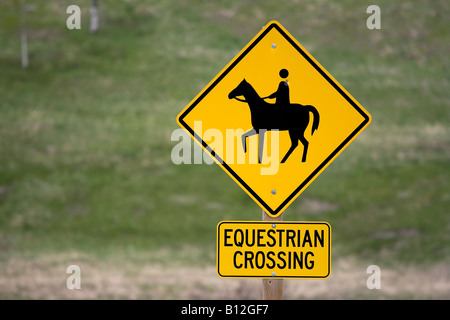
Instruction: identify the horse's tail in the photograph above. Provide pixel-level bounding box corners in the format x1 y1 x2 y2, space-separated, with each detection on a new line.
305 105 320 135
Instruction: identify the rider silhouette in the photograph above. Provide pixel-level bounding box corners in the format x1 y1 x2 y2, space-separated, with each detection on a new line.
268 69 290 106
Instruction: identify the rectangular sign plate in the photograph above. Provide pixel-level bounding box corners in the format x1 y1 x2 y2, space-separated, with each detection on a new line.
217 221 331 279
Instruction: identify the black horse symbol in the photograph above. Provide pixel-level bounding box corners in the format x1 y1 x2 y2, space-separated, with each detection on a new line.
228 79 320 164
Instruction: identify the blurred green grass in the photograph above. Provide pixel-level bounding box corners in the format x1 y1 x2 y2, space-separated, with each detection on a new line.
0 0 449 269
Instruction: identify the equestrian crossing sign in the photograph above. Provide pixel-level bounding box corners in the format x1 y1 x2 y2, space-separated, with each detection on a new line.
217 221 331 279
177 21 371 217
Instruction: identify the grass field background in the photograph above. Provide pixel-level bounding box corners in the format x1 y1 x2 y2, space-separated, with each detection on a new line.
0 0 449 299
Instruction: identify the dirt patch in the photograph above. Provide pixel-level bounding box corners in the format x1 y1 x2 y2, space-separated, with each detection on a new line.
0 252 448 299
297 198 339 214
369 228 419 239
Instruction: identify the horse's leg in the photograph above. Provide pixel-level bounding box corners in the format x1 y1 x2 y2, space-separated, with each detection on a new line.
281 130 299 163
241 128 257 153
258 129 267 164
299 134 309 162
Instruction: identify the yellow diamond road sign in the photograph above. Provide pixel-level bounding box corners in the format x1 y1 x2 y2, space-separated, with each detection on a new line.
217 221 331 279
177 21 371 217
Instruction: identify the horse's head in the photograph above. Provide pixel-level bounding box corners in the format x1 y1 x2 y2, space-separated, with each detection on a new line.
228 79 249 100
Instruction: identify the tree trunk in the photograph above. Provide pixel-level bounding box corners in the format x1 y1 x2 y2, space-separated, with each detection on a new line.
90 0 99 33
20 0 28 68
